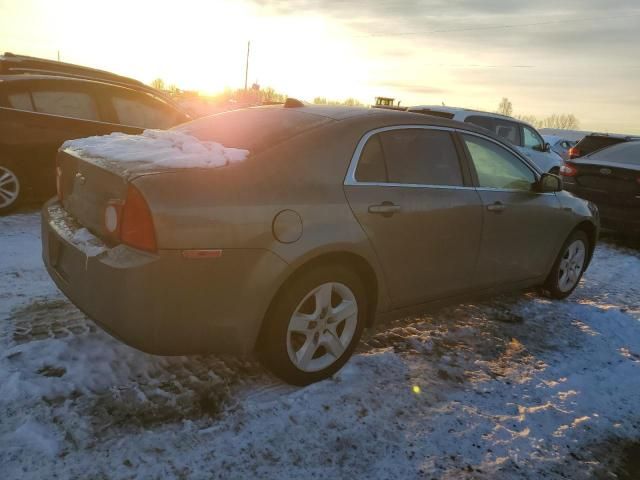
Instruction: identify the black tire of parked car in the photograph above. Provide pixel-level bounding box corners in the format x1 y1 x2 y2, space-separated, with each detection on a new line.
258 264 368 386
0 159 22 215
543 230 590 299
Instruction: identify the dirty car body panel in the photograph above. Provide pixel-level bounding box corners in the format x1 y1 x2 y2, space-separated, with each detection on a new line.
42 105 599 357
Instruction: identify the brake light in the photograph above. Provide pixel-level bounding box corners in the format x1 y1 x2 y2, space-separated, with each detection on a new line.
119 185 157 252
568 147 580 159
56 165 63 202
560 162 578 177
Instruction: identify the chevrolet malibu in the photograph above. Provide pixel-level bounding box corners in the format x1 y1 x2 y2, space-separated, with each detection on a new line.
42 103 599 385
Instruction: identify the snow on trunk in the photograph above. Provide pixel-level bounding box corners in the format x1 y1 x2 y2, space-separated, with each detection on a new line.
62 129 249 169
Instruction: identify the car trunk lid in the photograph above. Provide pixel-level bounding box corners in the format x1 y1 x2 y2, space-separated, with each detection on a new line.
57 148 163 240
571 159 640 207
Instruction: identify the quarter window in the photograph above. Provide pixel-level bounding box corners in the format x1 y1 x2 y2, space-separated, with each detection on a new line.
523 125 544 150
465 116 522 146
355 134 387 182
463 134 535 191
8 92 34 111
378 129 464 186
32 91 99 121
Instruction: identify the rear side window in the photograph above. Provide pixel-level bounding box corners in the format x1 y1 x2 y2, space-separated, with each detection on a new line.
112 95 177 129
8 92 34 111
355 134 387 182
360 128 463 186
32 91 99 121
465 116 522 146
463 134 535 191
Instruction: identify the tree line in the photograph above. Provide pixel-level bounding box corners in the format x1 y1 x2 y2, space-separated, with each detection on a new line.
497 97 580 130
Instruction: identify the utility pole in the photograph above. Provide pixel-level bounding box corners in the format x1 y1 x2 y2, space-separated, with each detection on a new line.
244 41 250 90
57 50 60 61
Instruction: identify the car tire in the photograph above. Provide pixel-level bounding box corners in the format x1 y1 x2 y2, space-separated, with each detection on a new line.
258 264 368 386
543 230 590 299
0 161 22 214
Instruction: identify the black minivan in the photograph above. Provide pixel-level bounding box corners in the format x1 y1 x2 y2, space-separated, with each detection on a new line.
0 53 190 213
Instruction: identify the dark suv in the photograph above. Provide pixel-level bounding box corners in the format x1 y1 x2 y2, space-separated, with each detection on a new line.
568 133 640 160
0 53 190 213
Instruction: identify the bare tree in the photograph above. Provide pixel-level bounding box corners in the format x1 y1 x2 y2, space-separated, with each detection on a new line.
150 78 166 90
516 113 580 130
538 114 580 130
497 97 513 117
343 97 364 107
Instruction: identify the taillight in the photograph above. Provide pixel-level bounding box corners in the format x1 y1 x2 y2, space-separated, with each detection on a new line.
568 147 580 159
106 185 157 253
560 162 578 177
56 165 63 202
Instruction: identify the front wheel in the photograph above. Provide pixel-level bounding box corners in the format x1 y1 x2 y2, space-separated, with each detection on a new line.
258 265 367 385
543 230 589 299
0 163 22 214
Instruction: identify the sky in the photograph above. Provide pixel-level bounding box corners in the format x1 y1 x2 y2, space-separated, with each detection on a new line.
1 0 639 133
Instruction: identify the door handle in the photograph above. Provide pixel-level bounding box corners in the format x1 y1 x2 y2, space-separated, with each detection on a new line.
487 201 506 213
368 202 401 216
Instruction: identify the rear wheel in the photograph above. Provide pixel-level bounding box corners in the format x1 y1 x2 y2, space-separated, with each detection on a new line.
0 163 21 214
259 265 367 385
543 230 589 299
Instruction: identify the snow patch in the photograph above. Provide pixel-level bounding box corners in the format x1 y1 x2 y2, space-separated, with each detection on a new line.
62 129 249 169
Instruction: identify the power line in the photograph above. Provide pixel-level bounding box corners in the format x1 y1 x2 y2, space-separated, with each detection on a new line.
357 12 640 38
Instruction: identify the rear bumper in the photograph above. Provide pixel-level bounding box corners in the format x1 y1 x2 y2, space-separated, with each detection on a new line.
41 199 289 355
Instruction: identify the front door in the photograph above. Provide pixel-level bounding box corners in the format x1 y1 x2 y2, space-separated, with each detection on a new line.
460 132 565 288
344 126 483 309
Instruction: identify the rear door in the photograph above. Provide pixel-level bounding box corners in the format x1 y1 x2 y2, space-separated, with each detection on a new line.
459 132 565 287
344 126 483 309
1 79 141 199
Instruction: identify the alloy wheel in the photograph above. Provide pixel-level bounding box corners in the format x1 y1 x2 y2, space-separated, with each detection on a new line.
0 166 20 209
558 239 586 292
286 282 358 373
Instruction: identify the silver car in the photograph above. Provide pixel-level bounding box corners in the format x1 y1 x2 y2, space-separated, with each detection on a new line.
42 104 599 385
408 106 564 173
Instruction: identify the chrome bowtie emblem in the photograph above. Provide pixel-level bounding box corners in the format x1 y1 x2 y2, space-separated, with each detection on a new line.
599 168 612 175
75 172 86 185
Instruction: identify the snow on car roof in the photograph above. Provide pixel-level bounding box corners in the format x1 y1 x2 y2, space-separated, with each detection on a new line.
62 129 249 169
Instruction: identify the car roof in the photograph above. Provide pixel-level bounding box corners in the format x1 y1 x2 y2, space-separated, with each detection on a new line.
408 105 513 119
0 74 189 115
250 104 521 145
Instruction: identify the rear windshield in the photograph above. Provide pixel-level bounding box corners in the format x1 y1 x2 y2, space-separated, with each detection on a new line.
576 136 627 156
174 107 331 153
587 141 640 165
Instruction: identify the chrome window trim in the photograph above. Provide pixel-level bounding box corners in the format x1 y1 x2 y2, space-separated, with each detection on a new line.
344 124 550 195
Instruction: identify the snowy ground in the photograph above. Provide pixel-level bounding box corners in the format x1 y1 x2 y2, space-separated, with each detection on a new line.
1 211 639 479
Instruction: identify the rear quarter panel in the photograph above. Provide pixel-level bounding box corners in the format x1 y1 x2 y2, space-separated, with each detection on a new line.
132 119 395 312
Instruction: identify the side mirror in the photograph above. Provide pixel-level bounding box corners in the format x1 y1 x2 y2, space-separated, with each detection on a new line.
538 173 562 193
544 142 551 153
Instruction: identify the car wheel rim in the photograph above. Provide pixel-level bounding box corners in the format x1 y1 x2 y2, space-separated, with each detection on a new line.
0 166 20 209
558 239 586 292
286 282 358 373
